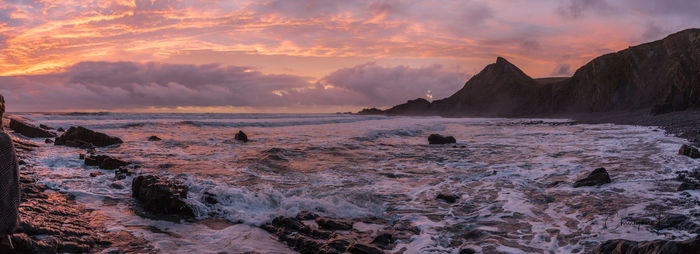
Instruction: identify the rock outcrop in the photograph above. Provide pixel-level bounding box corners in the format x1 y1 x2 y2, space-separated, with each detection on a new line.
9 119 56 138
54 126 123 147
131 175 194 218
368 29 700 117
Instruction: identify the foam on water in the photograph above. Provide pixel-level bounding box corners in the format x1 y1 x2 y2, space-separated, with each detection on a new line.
15 113 700 253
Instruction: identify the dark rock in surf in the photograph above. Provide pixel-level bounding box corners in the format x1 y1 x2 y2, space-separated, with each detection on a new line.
131 175 194 218
596 235 700 254
89 171 104 177
460 248 477 254
574 168 611 187
436 193 459 204
679 144 700 158
39 124 52 130
428 134 456 144
235 131 248 142
55 126 123 147
57 127 65 132
84 155 129 170
9 119 57 138
371 232 396 250
44 138 53 144
115 167 130 180
147 135 162 141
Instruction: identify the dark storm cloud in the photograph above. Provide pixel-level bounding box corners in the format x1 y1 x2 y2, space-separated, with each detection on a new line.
0 61 465 111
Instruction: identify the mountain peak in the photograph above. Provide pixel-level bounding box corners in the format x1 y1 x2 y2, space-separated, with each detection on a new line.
496 56 509 65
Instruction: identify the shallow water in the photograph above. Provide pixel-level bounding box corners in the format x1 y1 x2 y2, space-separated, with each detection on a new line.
16 113 700 253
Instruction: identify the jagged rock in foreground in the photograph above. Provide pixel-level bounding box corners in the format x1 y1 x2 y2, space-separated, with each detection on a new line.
373 29 700 117
262 212 418 254
596 235 700 254
54 126 123 147
9 119 56 138
131 175 194 219
678 144 700 158
573 167 612 187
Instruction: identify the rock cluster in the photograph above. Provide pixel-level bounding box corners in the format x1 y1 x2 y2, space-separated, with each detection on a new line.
596 235 700 254
261 212 419 254
54 126 123 147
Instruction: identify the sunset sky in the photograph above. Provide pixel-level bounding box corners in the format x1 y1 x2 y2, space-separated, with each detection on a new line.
0 0 698 112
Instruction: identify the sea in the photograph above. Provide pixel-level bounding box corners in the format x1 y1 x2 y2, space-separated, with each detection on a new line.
13 112 700 253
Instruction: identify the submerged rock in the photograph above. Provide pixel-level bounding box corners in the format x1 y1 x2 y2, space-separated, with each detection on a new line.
131 175 194 218
596 235 700 254
147 135 162 141
55 126 123 147
9 119 56 138
316 217 353 230
573 167 611 187
235 130 248 142
678 144 700 158
428 134 456 144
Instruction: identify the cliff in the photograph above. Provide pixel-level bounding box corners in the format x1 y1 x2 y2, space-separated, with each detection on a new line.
369 28 700 117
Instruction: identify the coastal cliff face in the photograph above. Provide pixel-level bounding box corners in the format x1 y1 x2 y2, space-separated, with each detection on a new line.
373 28 700 116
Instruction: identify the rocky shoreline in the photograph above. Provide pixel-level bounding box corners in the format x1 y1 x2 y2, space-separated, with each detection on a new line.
4 132 153 253
4 111 700 253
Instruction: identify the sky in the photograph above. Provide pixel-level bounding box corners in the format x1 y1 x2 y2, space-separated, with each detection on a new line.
0 0 699 113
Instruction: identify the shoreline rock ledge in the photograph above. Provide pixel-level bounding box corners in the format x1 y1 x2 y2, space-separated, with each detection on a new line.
54 126 123 147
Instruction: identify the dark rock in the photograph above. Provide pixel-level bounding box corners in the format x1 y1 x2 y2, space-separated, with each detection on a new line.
573 168 611 187
89 171 104 177
9 119 57 138
203 192 218 205
371 232 395 250
436 193 459 204
428 134 456 144
109 182 125 189
39 124 52 130
55 126 123 147
356 108 384 115
44 138 53 144
114 167 130 180
316 218 353 231
296 211 320 220
596 235 700 254
348 243 383 254
235 131 248 142
131 175 194 218
57 127 65 132
678 144 700 158
460 248 476 254
147 135 162 141
84 155 129 170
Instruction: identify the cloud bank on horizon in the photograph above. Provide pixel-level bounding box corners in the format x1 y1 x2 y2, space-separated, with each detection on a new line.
0 0 698 112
